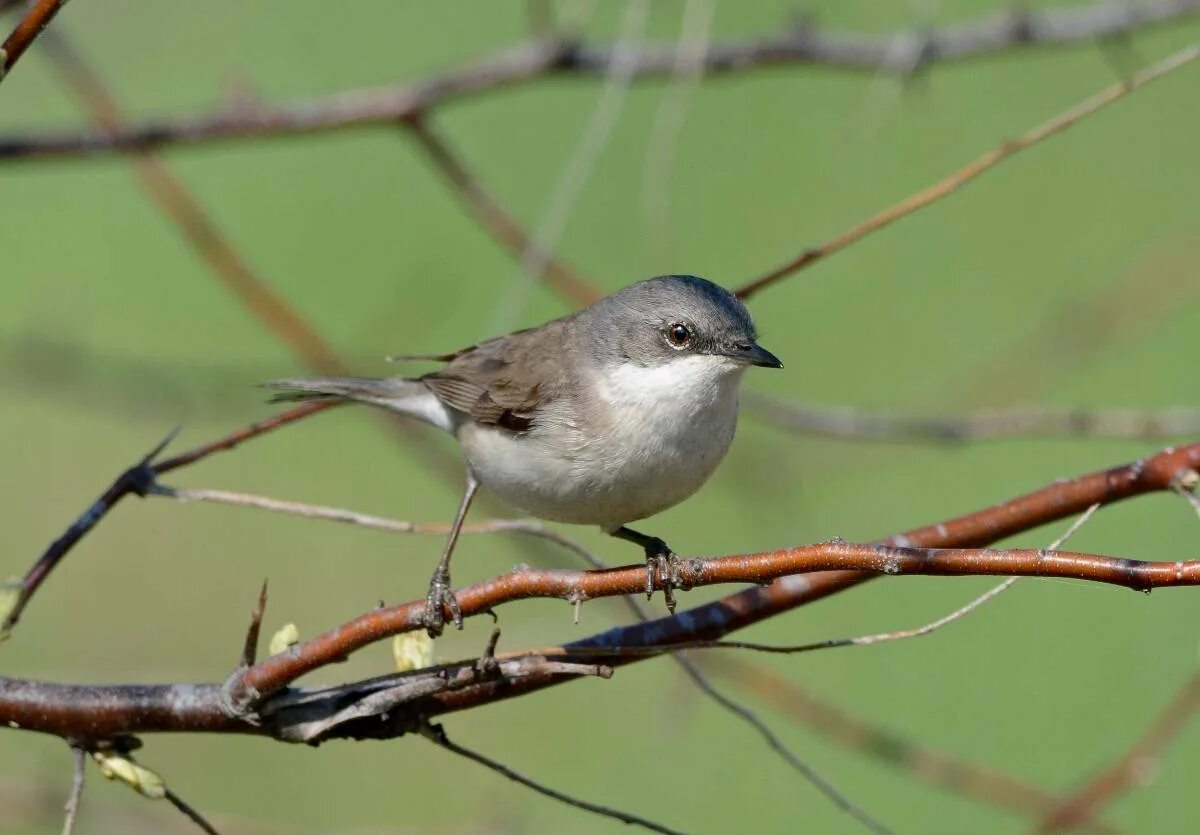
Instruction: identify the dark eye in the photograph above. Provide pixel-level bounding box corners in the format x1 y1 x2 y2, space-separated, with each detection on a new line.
666 322 692 347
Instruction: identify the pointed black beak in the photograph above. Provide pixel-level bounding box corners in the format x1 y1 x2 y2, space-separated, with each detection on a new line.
723 341 783 369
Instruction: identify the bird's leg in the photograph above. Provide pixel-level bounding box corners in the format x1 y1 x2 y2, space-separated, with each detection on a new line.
606 525 680 613
423 471 480 637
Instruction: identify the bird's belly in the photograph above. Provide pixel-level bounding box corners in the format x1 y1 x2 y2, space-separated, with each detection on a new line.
457 394 738 527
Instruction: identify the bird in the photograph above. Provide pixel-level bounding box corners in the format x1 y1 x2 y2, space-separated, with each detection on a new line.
265 275 782 634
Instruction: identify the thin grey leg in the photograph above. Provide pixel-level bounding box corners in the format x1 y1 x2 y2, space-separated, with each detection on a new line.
424 471 480 636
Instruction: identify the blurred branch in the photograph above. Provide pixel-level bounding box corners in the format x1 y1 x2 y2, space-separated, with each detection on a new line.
735 41 1200 298
405 117 602 306
1036 666 1200 829
707 656 1119 834
747 393 1200 443
3 1 1200 160
0 0 67 84
38 32 347 376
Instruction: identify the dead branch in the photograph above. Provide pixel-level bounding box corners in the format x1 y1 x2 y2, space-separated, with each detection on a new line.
2 1 1199 160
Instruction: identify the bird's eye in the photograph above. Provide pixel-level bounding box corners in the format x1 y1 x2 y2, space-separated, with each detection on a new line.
666 323 692 348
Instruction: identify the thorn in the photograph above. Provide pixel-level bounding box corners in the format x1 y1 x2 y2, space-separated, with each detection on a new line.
239 580 268 669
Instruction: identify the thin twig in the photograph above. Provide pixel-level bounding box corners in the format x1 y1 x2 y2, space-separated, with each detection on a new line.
421 721 685 835
735 43 1200 298
0 0 67 83
60 745 85 835
164 788 221 835
706 656 1118 834
577 550 889 834
748 393 1200 443
151 483 601 564
5 2 1200 159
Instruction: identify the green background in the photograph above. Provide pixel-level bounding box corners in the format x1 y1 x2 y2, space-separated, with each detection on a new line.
2 1 1199 832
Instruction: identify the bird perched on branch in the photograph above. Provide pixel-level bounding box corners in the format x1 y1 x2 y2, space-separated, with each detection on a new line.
265 275 782 634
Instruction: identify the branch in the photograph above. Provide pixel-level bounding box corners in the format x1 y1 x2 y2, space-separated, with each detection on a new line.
734 42 1200 299
0 402 337 635
1037 671 1200 831
405 117 601 307
706 656 1118 834
3 1 1199 159
422 721 686 835
0 0 67 84
747 394 1200 443
3 442 1198 749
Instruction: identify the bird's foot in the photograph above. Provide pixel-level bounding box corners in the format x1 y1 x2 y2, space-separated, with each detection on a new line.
642 538 681 614
423 566 463 638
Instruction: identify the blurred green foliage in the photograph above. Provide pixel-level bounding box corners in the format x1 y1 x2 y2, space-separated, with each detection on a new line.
1 1 1199 833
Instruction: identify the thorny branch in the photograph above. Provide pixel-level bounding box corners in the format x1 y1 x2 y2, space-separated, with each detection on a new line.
3 442 1200 746
3 1 1200 159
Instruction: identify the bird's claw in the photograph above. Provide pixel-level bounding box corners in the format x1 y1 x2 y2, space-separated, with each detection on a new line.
423 567 462 638
642 539 680 614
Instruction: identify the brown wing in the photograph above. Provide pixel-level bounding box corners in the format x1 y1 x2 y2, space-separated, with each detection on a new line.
419 323 567 433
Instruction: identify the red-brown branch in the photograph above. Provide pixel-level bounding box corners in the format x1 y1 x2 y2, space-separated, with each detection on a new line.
0 0 67 83
2 441 1198 742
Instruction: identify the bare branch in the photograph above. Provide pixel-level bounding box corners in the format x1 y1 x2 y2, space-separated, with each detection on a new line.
60 745 85 835
421 721 686 835
580 553 885 833
5 443 1199 741
1 404 335 636
747 394 1200 444
734 42 1200 299
151 483 602 564
0 0 68 84
4 2 1200 160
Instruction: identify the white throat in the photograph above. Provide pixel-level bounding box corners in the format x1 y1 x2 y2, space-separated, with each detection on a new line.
597 354 745 414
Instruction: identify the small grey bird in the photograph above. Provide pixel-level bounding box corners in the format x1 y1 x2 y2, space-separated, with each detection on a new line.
266 275 781 634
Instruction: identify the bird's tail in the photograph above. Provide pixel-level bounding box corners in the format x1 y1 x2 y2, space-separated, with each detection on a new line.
262 376 453 432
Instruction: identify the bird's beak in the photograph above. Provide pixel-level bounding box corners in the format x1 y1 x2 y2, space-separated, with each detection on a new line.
722 341 783 369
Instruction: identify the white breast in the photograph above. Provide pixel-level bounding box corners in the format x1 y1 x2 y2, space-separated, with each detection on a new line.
459 355 744 527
